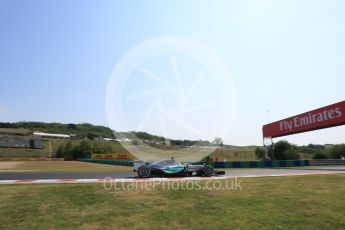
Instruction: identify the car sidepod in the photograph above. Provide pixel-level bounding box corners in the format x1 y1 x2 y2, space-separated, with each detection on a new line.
161 165 186 175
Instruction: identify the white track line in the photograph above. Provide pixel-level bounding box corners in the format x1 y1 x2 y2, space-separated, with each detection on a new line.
0 171 343 185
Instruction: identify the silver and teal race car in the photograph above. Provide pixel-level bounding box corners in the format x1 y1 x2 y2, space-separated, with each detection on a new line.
134 159 223 178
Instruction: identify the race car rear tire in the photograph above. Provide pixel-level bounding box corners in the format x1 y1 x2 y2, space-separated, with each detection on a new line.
138 166 151 178
203 166 214 177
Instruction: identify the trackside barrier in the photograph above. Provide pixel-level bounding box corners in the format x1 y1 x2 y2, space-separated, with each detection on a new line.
79 159 309 168
309 159 345 166
0 158 64 161
92 153 129 160
79 158 134 166
192 160 310 168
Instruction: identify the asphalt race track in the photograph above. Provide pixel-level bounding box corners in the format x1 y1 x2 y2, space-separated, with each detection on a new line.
0 166 344 181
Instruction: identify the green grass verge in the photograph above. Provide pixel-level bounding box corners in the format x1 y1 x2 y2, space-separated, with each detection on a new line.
0 174 345 229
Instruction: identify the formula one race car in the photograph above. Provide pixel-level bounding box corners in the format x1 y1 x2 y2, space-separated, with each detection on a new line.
134 158 225 178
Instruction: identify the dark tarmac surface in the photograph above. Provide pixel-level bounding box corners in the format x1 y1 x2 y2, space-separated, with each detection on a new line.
0 166 344 180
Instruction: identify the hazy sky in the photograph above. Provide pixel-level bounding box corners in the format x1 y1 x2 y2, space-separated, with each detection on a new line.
1 0 344 146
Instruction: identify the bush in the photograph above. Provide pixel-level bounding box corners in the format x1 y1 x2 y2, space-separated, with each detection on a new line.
271 141 290 160
284 148 300 160
313 151 329 159
63 142 73 161
298 144 325 154
58 141 93 160
269 140 301 160
255 147 266 160
72 141 92 159
56 145 64 158
329 144 345 159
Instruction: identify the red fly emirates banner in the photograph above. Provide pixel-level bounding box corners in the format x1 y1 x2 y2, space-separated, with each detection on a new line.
263 100 345 138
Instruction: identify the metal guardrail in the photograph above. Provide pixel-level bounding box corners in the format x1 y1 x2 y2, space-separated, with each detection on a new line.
309 159 345 166
0 158 64 161
79 158 134 166
194 160 309 168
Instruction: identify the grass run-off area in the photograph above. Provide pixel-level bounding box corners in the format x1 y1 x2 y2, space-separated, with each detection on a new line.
0 161 131 172
0 174 345 229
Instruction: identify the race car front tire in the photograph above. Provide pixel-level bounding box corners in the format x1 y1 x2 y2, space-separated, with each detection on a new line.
203 166 214 177
138 165 151 178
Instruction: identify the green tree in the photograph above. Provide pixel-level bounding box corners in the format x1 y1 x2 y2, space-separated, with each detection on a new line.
77 141 92 158
313 151 329 159
56 145 64 158
212 137 224 146
284 147 300 160
269 140 300 160
255 147 266 160
329 144 345 159
63 142 73 161
86 133 97 140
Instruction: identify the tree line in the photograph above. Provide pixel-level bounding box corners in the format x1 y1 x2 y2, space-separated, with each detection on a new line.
0 122 114 139
255 140 345 160
56 141 114 160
